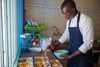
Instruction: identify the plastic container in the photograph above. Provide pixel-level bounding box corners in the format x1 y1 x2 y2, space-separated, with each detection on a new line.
54 50 69 59
24 24 44 31
20 36 32 52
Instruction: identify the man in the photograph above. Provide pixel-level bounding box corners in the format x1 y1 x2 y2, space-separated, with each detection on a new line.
48 0 94 67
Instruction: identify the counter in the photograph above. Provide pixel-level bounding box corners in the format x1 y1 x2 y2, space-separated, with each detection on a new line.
19 40 100 67
19 50 67 67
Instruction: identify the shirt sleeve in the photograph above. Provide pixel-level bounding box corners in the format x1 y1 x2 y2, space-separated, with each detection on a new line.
79 18 94 54
58 21 70 43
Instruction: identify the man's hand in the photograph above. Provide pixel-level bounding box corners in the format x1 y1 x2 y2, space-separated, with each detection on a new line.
47 41 61 50
47 44 55 50
59 54 71 60
59 50 83 60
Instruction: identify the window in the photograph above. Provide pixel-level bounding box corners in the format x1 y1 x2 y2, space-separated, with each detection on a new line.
0 0 23 67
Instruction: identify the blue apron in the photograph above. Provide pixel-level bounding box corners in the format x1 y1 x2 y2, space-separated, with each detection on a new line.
67 12 94 67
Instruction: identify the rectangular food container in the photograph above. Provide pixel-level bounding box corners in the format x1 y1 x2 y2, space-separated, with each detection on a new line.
34 56 49 62
50 60 63 67
34 61 51 67
18 62 34 67
18 57 33 63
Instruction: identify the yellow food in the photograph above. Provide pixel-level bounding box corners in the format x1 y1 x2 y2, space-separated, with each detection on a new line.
44 61 50 66
18 63 28 67
18 59 26 62
50 60 60 66
35 61 43 67
34 57 42 61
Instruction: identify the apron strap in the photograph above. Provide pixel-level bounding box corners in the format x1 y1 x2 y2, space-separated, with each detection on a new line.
68 12 81 27
77 12 81 27
69 19 71 27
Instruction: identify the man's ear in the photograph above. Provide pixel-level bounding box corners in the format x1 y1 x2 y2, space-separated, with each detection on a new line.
72 8 75 12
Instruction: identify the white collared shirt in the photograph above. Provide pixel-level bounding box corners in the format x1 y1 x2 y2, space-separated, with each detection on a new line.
59 13 94 54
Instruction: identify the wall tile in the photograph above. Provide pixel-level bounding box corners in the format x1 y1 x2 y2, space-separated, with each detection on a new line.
44 8 55 29
44 30 53 38
25 0 33 3
94 20 100 32
80 11 86 14
85 12 93 20
94 0 100 10
45 0 57 6
56 0 64 6
32 0 45 4
77 0 85 8
55 9 66 31
85 0 94 9
25 6 34 21
33 7 45 24
94 32 100 40
93 12 100 22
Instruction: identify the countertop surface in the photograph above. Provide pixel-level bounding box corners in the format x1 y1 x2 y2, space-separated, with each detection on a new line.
19 50 67 67
19 40 100 67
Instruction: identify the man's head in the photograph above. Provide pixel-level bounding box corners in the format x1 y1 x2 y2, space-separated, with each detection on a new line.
61 0 77 19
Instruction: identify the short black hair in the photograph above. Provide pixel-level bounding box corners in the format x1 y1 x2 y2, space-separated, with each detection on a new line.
61 0 76 10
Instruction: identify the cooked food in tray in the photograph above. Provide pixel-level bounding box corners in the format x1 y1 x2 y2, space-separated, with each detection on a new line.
50 60 61 67
35 61 43 67
35 61 50 67
42 57 48 61
18 58 27 62
34 57 42 62
18 57 33 63
34 57 48 62
17 62 33 67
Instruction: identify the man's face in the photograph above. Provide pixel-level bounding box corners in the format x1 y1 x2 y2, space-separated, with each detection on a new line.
61 7 75 19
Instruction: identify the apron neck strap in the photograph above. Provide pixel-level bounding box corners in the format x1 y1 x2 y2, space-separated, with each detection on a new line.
77 12 81 27
69 12 81 27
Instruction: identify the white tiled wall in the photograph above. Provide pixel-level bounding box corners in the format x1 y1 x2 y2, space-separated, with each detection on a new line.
25 0 100 40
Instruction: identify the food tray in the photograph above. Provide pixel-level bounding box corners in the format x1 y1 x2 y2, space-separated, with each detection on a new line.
17 62 34 67
34 61 51 67
50 60 63 67
18 57 33 63
34 56 49 62
24 24 45 30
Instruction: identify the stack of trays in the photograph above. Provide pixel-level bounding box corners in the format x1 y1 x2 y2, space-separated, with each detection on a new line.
17 57 63 67
17 57 34 67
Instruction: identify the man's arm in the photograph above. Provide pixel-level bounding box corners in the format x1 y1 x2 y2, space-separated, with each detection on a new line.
61 49 83 60
79 17 94 54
